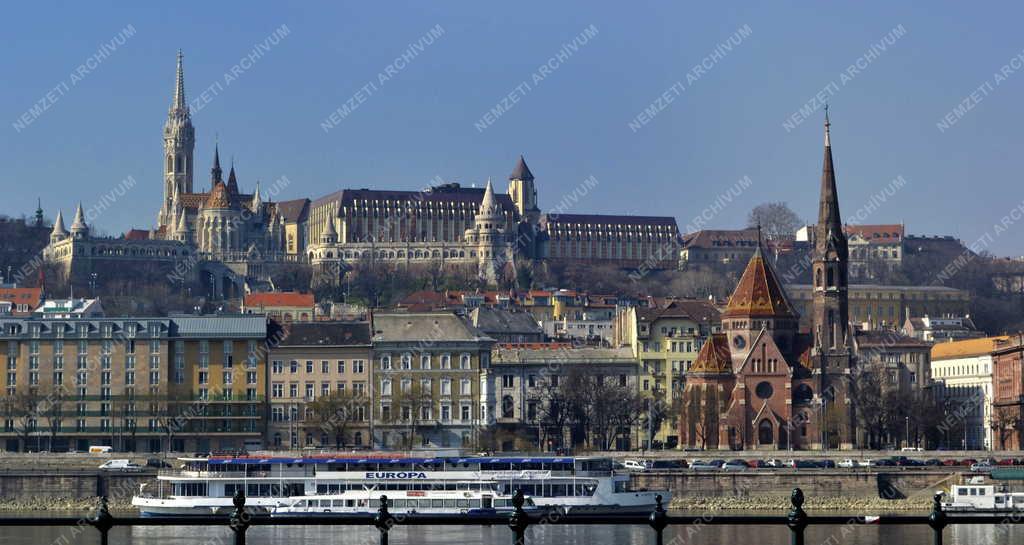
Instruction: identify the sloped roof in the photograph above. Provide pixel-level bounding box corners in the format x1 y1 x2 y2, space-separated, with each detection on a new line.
723 246 797 318
543 213 679 228
637 299 720 324
931 336 1010 360
509 155 534 181
372 312 492 343
845 224 903 244
244 292 314 308
170 315 267 337
278 321 370 346
688 333 732 374
855 329 930 348
469 307 542 335
275 198 309 223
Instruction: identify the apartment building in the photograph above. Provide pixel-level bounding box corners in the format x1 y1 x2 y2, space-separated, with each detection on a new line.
267 321 371 448
371 312 494 449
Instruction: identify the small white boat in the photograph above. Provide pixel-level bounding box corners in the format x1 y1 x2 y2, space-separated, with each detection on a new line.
942 484 1024 512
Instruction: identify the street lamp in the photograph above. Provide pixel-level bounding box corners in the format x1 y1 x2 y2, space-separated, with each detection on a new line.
905 416 910 449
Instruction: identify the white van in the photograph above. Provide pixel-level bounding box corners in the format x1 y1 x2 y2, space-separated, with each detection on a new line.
99 459 141 472
621 460 648 471
89 446 113 454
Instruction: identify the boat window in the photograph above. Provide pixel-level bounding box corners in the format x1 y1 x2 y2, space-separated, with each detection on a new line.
957 488 966 496
996 497 1005 503
471 499 481 508
393 499 406 508
370 499 380 508
457 499 470 508
970 489 977 496
432 499 444 508
347 500 355 507
443 499 457 508
333 500 344 507
495 499 507 507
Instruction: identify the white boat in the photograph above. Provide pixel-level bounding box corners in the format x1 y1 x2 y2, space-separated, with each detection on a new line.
132 455 671 517
942 483 1024 512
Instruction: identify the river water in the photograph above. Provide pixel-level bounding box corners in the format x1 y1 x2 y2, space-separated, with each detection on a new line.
3 513 1024 545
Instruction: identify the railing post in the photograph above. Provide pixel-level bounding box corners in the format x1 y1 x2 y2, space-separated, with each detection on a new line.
928 492 947 545
88 495 113 545
508 490 529 545
648 494 668 545
375 494 395 545
229 489 250 545
786 488 807 545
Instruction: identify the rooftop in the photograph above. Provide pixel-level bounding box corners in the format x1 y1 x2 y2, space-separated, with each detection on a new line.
931 336 1011 360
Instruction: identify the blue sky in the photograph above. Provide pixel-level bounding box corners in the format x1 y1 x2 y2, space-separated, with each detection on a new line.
3 1 1023 254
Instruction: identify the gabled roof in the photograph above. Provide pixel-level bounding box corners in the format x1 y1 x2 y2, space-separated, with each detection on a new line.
636 299 720 324
688 333 732 374
275 198 309 223
723 245 797 319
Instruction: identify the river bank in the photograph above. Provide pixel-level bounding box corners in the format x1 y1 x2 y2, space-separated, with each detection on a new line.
669 495 934 511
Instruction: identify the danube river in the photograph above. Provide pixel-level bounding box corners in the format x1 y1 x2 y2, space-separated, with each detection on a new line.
3 515 1023 545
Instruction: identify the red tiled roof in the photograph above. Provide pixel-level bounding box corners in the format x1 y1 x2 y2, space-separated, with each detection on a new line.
244 292 314 308
844 224 903 244
0 287 43 314
723 247 797 319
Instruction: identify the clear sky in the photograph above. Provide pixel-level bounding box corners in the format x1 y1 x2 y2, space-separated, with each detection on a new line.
3 1 1023 254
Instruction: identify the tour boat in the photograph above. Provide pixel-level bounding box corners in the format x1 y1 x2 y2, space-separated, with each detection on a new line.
942 483 1024 512
132 455 670 517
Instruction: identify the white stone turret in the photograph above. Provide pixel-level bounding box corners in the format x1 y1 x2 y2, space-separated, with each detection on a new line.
321 215 338 244
50 210 69 243
69 203 89 239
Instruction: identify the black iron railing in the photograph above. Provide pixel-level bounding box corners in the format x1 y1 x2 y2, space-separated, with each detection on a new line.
2 489 1020 545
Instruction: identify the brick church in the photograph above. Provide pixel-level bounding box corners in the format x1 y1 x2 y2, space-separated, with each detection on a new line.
679 111 855 450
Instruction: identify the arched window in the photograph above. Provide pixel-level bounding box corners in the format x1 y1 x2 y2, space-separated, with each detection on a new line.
758 419 774 445
166 155 173 172
815 269 822 287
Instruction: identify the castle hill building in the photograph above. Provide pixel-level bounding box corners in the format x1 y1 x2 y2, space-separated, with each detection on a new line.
786 283 970 331
41 52 683 296
678 113 859 451
266 321 371 449
0 314 268 453
992 336 1024 450
370 312 495 449
930 336 1007 450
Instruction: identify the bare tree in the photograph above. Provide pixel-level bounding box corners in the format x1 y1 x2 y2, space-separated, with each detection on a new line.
308 388 368 447
747 202 802 240
0 391 42 452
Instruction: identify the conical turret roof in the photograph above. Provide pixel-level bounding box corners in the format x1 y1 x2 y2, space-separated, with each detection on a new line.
723 241 797 319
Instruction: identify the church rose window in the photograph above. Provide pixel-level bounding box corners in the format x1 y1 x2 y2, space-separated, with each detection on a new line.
755 381 773 399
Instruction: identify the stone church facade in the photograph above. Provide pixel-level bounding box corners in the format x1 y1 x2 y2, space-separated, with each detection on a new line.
679 112 856 451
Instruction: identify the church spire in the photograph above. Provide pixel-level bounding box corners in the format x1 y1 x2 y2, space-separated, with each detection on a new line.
226 159 238 194
172 50 187 112
817 107 843 251
211 145 223 184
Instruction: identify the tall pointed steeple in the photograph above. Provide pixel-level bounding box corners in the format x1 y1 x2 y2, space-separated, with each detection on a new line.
211 145 223 185
226 159 239 194
478 179 500 218
251 181 262 211
34 198 44 228
172 50 187 113
160 50 195 228
817 106 844 255
509 155 534 181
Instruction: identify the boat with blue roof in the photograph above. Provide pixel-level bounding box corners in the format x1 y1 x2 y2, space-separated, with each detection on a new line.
131 454 669 516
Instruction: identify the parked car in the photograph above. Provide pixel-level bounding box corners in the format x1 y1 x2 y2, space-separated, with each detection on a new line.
818 460 836 468
971 461 996 473
691 459 723 471
722 459 749 471
897 458 924 467
837 459 859 469
996 458 1016 466
960 458 978 467
99 459 141 472
793 460 819 469
621 460 648 472
900 447 924 452
924 459 943 466
763 459 783 468
649 460 687 470
941 459 960 466
871 459 896 467
146 458 172 469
